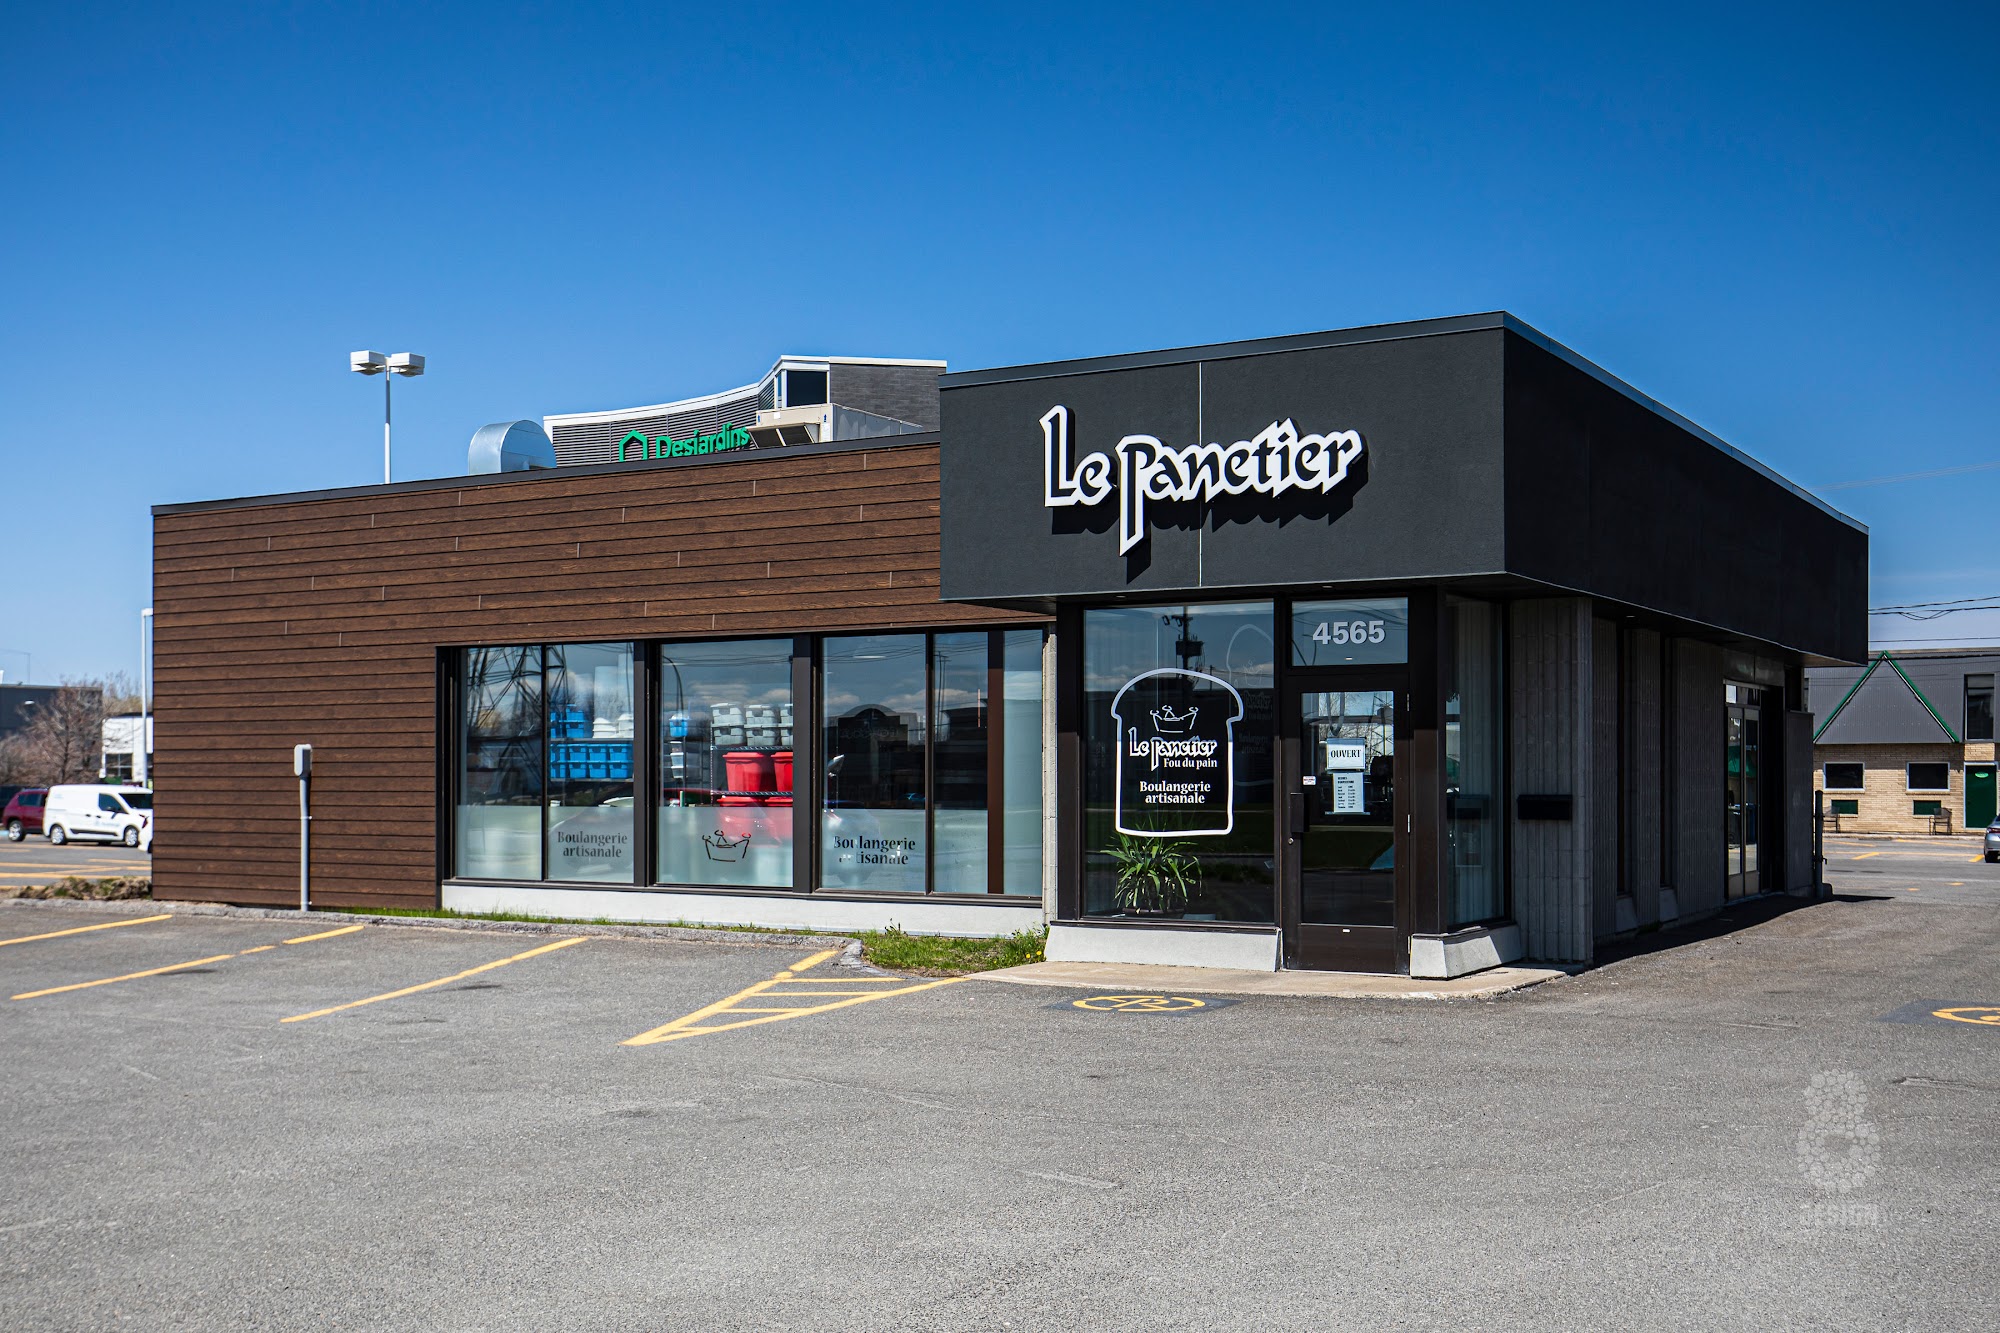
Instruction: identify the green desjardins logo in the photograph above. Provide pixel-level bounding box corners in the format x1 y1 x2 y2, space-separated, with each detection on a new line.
619 424 752 462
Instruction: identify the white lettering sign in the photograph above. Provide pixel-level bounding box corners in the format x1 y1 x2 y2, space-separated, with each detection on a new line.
1042 404 1365 555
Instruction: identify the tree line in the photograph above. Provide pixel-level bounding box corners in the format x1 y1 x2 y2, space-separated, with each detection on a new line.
0 675 144 787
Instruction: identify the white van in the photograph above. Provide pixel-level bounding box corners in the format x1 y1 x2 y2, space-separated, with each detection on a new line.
44 785 153 850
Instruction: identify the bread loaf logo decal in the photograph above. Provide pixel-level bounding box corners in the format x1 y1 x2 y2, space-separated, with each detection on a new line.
1110 669 1245 837
1041 404 1365 554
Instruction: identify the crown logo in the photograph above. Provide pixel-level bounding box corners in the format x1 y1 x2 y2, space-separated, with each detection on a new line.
702 829 751 861
1150 704 1198 734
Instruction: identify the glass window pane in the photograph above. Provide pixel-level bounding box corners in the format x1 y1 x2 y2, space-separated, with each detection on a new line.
1967 675 1994 742
457 645 543 880
1445 597 1505 926
932 633 989 894
822 634 927 892
1823 763 1864 790
1002 629 1045 896
1907 762 1951 792
1291 598 1409 666
546 643 635 883
658 640 794 888
784 369 828 407
1083 602 1275 923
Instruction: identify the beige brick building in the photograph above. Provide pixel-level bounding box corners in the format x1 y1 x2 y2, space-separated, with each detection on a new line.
1808 650 1998 834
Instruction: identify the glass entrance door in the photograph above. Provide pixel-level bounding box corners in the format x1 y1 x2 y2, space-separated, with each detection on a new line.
1286 684 1403 971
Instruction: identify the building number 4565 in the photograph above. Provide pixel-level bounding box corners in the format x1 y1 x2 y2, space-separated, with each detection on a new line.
1311 619 1388 646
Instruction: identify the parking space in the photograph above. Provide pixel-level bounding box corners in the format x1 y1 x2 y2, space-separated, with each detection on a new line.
0 835 149 893
1 863 1998 1327
1826 833 1998 904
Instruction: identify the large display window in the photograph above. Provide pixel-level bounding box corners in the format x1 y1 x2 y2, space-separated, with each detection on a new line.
456 645 544 880
451 629 1045 897
1082 602 1276 923
658 639 794 888
545 643 636 883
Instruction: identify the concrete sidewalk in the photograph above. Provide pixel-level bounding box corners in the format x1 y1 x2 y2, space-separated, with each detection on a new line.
975 959 1567 999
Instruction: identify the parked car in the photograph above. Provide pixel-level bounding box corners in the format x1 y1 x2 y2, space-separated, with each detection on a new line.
1986 817 1999 864
43 784 153 851
3 788 48 841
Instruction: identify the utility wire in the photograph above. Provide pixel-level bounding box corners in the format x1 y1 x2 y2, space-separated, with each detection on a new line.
1819 459 2000 491
1870 594 2000 620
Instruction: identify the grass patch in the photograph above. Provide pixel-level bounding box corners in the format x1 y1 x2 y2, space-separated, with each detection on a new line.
18 876 153 901
323 907 1048 975
324 906 794 932
857 925 1047 976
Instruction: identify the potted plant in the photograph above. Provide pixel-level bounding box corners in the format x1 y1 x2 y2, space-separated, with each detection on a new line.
1105 834 1199 917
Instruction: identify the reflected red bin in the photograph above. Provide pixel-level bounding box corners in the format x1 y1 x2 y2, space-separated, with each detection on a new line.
722 750 774 806
771 750 793 807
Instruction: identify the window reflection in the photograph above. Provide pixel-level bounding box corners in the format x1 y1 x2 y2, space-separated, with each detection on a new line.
659 640 794 888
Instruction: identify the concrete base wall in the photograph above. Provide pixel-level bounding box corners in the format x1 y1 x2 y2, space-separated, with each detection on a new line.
443 883 1046 937
1408 923 1524 979
1046 923 1281 971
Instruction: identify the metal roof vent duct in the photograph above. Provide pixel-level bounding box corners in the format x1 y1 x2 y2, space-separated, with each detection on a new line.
468 420 557 474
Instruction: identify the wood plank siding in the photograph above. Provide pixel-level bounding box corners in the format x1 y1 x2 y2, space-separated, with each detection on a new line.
152 442 1041 909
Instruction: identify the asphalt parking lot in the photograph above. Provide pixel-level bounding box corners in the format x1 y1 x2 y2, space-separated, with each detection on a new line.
0 837 1995 1330
0 836 149 894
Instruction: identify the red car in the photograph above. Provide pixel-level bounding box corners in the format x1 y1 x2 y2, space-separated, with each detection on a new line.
4 788 48 841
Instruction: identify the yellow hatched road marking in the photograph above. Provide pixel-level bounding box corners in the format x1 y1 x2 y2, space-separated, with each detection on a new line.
0 914 172 948
623 948 965 1046
281 935 586 1023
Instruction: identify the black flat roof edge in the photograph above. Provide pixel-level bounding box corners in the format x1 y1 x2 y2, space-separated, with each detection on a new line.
151 430 940 517
939 311 1864 534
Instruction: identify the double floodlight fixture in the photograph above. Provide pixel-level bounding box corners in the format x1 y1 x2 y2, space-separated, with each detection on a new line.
350 350 426 483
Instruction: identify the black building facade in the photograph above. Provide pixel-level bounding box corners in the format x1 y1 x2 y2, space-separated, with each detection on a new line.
938 313 1865 974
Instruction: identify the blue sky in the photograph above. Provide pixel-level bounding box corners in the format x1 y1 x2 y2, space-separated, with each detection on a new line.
4 2 1997 682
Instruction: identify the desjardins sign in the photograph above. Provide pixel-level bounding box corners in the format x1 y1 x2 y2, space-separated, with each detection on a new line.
619 425 752 463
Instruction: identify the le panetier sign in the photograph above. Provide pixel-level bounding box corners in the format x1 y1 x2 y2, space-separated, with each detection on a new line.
1041 404 1366 554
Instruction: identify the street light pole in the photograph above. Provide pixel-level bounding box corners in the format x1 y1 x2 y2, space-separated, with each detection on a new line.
139 608 153 786
350 351 426 484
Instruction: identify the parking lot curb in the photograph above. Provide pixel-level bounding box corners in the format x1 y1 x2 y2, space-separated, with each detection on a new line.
0 895 862 955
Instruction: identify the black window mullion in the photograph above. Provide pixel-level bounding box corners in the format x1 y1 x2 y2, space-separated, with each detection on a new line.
986 629 1005 894
924 632 936 895
792 636 818 893
537 643 549 883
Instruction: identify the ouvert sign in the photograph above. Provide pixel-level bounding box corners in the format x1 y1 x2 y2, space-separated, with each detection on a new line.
1041 404 1366 554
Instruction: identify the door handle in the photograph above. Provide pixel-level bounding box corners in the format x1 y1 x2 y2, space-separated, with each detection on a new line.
1286 792 1306 844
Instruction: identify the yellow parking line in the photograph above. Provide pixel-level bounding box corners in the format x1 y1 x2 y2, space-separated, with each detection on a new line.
1852 851 1882 860
280 935 586 1023
14 954 237 1000
0 914 172 948
285 924 365 945
10 921 363 1001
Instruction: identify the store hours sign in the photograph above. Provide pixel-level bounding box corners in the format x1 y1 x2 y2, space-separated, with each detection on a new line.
1109 668 1246 837
1041 404 1366 554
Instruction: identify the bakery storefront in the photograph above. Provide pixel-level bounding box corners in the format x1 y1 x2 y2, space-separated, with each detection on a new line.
151 314 1866 976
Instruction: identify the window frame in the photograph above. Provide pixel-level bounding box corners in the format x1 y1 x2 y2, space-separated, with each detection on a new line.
1822 762 1865 791
1906 761 1952 793
446 628 1048 900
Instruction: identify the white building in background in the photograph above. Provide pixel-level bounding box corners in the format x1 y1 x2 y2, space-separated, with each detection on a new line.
102 714 152 785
